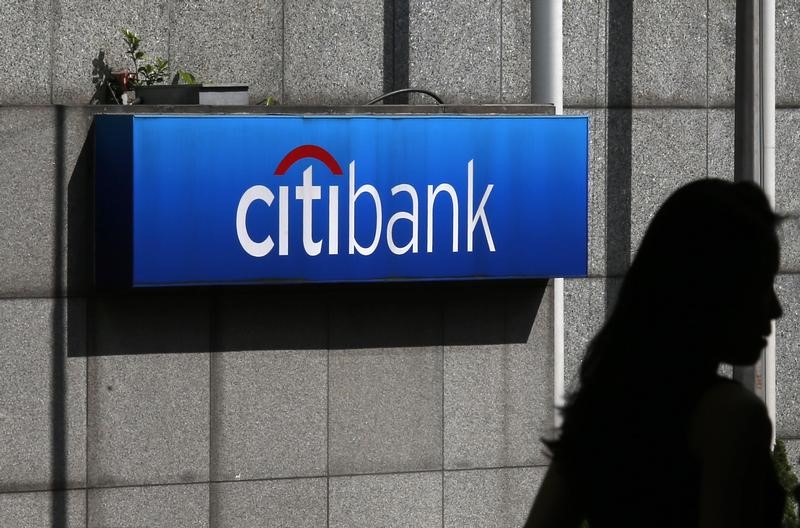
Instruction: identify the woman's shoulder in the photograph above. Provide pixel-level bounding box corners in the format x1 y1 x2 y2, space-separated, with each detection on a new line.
688 377 772 456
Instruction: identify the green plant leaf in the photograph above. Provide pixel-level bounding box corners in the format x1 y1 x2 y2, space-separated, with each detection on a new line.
773 440 800 528
177 70 197 85
118 28 192 88
120 28 140 48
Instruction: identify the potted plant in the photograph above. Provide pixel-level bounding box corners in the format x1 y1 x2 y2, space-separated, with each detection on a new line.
118 28 200 104
105 29 263 105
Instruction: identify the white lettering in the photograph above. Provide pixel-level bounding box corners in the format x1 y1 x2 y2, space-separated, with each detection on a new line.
427 183 459 253
387 184 419 255
295 166 322 256
237 157 497 259
279 186 289 255
236 185 275 257
348 161 382 255
467 160 495 252
328 186 339 255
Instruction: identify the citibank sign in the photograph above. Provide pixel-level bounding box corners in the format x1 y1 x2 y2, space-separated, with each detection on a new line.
94 114 588 287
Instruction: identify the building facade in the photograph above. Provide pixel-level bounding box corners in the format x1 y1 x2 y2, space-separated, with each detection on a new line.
1 1 799 526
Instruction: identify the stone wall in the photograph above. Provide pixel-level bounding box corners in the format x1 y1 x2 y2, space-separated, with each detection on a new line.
1 1 799 526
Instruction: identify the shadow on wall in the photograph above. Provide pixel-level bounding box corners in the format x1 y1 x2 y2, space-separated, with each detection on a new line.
606 0 633 303
67 281 548 356
65 122 548 357
91 51 118 105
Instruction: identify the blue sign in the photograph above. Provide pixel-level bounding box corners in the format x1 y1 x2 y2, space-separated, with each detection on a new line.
94 114 588 287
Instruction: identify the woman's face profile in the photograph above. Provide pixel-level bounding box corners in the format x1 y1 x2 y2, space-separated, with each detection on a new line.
628 179 783 367
713 249 782 366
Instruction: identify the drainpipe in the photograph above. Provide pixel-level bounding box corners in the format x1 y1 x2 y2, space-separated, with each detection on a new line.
531 0 564 427
733 0 776 439
762 0 776 444
532 0 564 115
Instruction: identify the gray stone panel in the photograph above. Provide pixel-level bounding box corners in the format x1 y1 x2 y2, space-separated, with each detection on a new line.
92 293 211 356
0 105 95 298
566 108 607 277
776 274 800 438
631 1 707 107
708 0 736 107
444 283 553 469
329 301 442 475
564 278 612 389
213 290 328 351
708 109 734 181
604 108 633 276
0 490 86 528
577 110 706 276
170 0 282 104
87 351 210 486
630 109 707 255
0 107 58 297
0 0 52 103
329 472 442 528
501 0 530 103
284 0 383 104
52 1 170 103
778 220 800 275
777 0 800 107
776 110 800 213
0 298 86 492
211 478 326 528
212 292 327 480
444 467 546 528
211 349 326 480
88 483 209 528
63 107 96 296
776 110 800 272
409 0 502 104
563 0 607 107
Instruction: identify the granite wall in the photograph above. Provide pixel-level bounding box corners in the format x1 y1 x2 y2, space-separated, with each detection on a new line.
1 0 799 526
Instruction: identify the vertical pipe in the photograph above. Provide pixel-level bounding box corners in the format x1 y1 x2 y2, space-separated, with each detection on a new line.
733 0 761 401
734 0 759 187
761 0 777 440
531 0 564 426
532 0 564 114
762 0 776 209
733 0 776 438
553 278 565 424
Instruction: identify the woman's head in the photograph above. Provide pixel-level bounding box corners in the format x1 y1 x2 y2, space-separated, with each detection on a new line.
549 180 783 507
613 179 781 366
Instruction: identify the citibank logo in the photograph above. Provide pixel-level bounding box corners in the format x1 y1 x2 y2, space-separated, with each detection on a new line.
236 145 495 257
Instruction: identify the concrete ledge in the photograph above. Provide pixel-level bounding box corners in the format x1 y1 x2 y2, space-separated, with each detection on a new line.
81 103 555 115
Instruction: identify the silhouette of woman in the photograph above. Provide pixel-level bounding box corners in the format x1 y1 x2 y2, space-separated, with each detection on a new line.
524 179 786 527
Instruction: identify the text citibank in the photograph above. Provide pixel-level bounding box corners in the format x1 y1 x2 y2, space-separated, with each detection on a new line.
236 160 495 257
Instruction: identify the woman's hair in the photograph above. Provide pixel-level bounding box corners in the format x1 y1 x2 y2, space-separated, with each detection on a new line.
547 179 781 506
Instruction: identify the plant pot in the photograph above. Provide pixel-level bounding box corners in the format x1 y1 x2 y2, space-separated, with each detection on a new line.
136 84 200 104
112 70 136 92
199 84 249 105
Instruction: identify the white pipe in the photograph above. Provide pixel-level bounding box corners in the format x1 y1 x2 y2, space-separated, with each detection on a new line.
532 0 564 115
553 278 565 427
767 325 776 444
760 0 776 441
531 0 564 427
